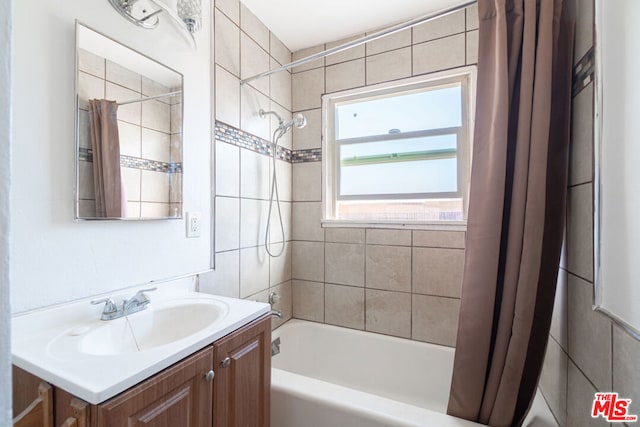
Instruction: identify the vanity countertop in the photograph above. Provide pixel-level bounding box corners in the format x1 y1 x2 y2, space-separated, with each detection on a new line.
12 285 270 404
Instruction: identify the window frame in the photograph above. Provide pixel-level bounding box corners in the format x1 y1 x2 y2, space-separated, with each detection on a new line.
322 66 477 229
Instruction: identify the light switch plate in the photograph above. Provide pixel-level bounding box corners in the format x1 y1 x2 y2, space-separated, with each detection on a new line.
186 212 201 238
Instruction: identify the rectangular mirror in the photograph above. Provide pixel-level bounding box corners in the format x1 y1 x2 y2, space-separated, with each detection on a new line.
75 23 183 220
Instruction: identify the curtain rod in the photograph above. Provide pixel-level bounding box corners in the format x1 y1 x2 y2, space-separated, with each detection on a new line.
240 0 477 85
117 90 182 106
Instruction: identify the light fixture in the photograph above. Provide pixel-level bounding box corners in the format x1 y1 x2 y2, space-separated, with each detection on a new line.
108 0 201 48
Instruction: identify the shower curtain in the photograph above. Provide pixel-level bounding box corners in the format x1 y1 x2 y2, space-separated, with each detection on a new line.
446 1 574 426
88 99 125 218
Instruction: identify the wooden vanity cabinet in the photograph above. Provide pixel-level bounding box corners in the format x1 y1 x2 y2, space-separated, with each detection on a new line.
213 315 271 427
13 314 271 427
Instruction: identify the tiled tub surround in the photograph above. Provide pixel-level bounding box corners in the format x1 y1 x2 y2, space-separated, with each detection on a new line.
289 5 478 347
77 48 183 218
199 0 296 330
538 1 640 426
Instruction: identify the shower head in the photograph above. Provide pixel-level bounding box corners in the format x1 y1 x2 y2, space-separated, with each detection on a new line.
279 113 307 132
259 109 307 134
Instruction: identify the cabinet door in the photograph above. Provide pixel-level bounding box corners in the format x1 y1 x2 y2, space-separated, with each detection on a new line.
97 346 214 427
213 315 271 427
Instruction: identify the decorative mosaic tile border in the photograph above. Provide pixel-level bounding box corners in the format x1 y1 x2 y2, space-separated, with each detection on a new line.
79 147 183 173
215 121 323 164
573 47 594 97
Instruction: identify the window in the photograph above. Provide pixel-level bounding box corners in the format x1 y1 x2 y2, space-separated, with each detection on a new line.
323 67 476 227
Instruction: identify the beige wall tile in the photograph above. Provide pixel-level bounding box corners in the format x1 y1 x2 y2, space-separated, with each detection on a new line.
140 202 169 217
215 9 240 76
292 68 324 111
78 71 105 110
274 159 292 201
141 76 170 98
271 281 293 329
169 173 181 206
325 243 365 287
466 4 479 31
240 198 268 248
125 202 140 219
366 245 411 292
413 34 466 76
366 28 411 56
201 250 240 298
106 83 140 125
240 148 269 199
78 48 105 78
412 294 460 347
269 199 292 244
292 108 322 150
292 241 324 282
413 247 464 298
140 170 170 203
325 34 365 66
568 274 611 391
240 246 269 298
366 47 412 85
292 202 324 241
569 83 593 186
170 103 182 134
215 65 240 128
292 161 322 201
240 4 269 51
240 83 271 140
292 280 324 321
566 183 593 281
270 58 292 110
412 230 465 248
241 32 270 95
215 0 239 24
551 269 568 351
292 45 325 73
118 121 141 157
142 99 171 133
613 324 640 406
215 141 239 197
270 242 292 286
106 60 141 92
325 284 365 330
141 128 170 163
466 30 478 65
567 361 600 427
215 196 240 252
366 289 411 338
270 34 292 66
78 109 91 149
413 9 465 44
326 58 365 93
539 337 568 426
574 0 593 64
121 167 141 202
325 228 365 244
366 229 411 246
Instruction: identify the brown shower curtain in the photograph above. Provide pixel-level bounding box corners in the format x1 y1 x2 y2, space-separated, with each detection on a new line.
446 1 574 426
88 99 124 218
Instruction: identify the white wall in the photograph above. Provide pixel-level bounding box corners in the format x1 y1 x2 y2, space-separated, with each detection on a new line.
1 0 13 422
11 0 212 313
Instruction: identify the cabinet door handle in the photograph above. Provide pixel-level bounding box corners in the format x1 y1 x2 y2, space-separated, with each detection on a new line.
220 357 231 368
204 370 215 382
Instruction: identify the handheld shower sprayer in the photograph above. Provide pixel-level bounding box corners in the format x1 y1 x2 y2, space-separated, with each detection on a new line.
259 109 307 257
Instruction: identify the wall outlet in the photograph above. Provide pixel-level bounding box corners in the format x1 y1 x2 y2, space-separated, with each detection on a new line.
186 212 201 238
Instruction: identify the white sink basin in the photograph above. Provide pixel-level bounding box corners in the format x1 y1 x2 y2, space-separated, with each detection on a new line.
48 299 229 358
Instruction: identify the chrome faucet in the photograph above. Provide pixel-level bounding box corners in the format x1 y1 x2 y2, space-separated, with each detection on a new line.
269 292 283 319
91 287 157 321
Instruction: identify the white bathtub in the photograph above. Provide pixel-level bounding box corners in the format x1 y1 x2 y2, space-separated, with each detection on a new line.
271 320 558 427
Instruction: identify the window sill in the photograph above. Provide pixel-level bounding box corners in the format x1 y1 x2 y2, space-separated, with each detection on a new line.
321 219 467 231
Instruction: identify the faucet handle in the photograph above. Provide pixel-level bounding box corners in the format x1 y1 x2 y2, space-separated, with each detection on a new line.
129 287 158 304
91 298 118 314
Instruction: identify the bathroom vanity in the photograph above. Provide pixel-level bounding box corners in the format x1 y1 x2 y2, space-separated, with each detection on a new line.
12 286 271 427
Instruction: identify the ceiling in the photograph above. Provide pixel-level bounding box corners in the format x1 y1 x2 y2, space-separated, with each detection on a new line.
240 0 472 52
